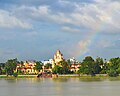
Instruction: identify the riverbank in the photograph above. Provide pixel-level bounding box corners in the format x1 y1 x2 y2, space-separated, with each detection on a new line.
0 74 120 80
0 75 37 79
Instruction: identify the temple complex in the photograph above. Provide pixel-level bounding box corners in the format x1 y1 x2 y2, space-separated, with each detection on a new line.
53 50 64 64
51 50 64 68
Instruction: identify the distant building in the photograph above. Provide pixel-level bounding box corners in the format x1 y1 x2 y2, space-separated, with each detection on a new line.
53 50 64 64
70 64 81 72
16 60 37 74
41 50 64 72
68 57 81 72
69 57 75 65
41 59 54 72
69 57 79 64
42 59 54 66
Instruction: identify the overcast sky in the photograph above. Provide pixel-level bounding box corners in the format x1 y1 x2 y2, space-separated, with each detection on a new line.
0 0 120 62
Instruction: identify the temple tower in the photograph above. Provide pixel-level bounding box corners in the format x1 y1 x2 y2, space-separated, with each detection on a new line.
53 50 64 65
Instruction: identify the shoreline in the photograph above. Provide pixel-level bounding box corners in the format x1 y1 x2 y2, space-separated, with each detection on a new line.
0 74 120 79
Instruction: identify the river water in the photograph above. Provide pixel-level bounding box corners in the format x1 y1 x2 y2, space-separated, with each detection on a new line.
0 78 120 96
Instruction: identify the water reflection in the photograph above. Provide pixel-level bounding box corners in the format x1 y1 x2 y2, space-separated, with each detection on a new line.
0 78 120 96
3 78 46 84
109 77 120 81
5 78 18 83
52 77 69 82
78 77 103 82
2 77 120 83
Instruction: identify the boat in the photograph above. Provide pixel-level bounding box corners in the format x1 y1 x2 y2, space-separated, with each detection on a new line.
37 71 58 78
37 71 52 78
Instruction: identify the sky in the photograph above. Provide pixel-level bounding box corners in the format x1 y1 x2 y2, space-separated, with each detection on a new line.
0 0 120 62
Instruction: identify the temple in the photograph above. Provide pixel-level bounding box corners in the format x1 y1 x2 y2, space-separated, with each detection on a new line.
53 50 64 64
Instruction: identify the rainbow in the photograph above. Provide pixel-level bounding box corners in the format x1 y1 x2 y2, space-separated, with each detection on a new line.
71 2 119 58
74 6 115 59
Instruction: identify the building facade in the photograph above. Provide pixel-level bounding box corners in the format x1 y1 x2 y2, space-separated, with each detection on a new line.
68 57 81 72
16 60 37 74
53 50 64 64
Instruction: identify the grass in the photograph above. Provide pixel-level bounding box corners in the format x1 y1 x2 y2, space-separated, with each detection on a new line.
0 75 37 79
58 75 120 81
0 74 120 81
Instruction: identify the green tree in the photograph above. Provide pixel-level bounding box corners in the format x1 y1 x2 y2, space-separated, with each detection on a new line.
107 69 118 77
66 59 71 66
107 57 120 77
0 66 2 75
44 63 52 69
58 60 68 67
96 57 104 67
52 65 62 74
78 56 95 76
117 67 120 74
58 60 70 74
0 63 6 75
100 62 108 74
20 61 24 65
5 58 18 76
94 57 103 74
77 66 83 74
34 61 43 72
13 72 18 77
52 60 72 74
17 70 24 75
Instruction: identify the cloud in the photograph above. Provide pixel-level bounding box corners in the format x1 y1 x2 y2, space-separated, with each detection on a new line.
77 40 91 55
0 0 119 33
68 40 91 57
10 0 120 34
58 0 70 5
94 39 114 48
93 0 109 3
0 0 120 62
61 26 80 33
0 31 39 41
0 9 32 29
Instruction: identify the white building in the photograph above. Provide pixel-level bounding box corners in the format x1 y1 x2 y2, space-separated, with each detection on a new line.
69 57 79 64
42 59 54 66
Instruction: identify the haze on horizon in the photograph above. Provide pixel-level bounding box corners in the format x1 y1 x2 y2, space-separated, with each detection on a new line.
0 0 120 62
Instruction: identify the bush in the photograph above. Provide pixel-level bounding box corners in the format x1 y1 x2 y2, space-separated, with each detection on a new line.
100 70 107 74
107 69 118 77
13 72 18 77
17 70 24 75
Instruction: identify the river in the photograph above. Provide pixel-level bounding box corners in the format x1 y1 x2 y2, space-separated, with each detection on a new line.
0 78 120 96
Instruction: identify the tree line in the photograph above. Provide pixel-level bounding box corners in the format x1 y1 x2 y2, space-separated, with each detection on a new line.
0 56 120 77
52 56 120 77
78 56 120 77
